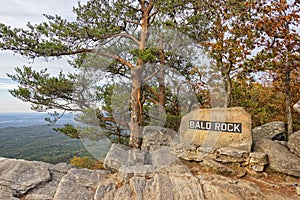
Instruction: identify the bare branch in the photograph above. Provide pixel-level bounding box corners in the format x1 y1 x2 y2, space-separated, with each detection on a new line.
143 68 159 83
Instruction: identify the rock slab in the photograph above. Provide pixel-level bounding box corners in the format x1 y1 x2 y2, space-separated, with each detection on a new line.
288 131 300 158
254 139 300 177
252 121 286 141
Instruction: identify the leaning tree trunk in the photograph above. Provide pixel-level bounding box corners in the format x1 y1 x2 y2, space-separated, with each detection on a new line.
285 68 293 139
129 68 143 148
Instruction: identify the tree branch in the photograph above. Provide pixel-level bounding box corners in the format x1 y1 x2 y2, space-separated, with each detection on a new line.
94 33 140 45
143 69 159 83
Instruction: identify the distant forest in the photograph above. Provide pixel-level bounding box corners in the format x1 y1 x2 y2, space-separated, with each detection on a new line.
0 125 91 164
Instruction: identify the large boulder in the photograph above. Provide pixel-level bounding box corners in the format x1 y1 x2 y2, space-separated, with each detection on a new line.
180 107 252 152
288 131 300 158
141 126 177 151
254 139 300 177
252 121 286 141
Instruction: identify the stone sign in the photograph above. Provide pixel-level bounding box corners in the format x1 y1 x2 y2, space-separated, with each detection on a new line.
180 107 252 152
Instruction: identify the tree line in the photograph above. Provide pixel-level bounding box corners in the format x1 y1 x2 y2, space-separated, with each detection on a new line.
0 0 299 148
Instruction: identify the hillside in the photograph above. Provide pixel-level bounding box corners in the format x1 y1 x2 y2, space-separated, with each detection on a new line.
0 125 92 164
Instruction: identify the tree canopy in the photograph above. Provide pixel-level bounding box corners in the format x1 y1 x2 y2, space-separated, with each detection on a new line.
1 0 300 147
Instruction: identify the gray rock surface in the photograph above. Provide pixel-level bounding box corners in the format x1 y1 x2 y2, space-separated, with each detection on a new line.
214 147 249 163
254 139 300 177
0 158 51 196
200 173 264 200
252 121 286 141
249 152 268 172
54 168 108 200
0 156 299 199
141 126 177 151
202 158 235 175
288 131 300 158
103 143 131 171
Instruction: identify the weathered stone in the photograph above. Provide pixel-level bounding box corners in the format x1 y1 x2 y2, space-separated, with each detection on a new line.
53 168 108 200
0 158 51 195
25 163 73 200
180 107 252 152
202 158 235 175
293 100 300 113
249 152 268 172
103 143 131 171
214 147 249 163
153 172 205 200
275 140 288 147
94 182 117 200
288 131 300 157
25 193 53 200
252 121 286 141
200 173 264 200
141 126 177 151
0 186 19 200
254 139 300 177
0 157 299 199
118 165 156 181
150 147 180 168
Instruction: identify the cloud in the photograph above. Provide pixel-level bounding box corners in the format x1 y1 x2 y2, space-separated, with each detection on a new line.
0 78 17 90
0 0 88 112
0 0 82 27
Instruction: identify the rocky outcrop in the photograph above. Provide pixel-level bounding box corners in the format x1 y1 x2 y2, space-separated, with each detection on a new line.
288 131 300 158
254 139 300 177
252 121 286 141
0 157 268 200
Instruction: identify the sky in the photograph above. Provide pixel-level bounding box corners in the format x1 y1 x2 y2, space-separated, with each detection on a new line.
0 0 84 112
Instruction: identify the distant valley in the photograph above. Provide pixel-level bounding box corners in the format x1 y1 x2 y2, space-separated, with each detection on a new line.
0 113 92 164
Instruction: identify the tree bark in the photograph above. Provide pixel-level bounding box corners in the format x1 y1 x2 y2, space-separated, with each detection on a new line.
127 1 154 148
129 68 143 148
285 68 293 139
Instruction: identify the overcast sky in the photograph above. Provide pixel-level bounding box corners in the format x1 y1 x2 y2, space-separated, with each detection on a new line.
0 0 84 112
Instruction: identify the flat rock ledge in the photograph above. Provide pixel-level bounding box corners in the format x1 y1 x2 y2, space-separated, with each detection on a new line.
0 156 299 200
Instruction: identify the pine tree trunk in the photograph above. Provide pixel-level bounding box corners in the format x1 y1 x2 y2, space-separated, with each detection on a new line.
129 68 143 148
285 68 293 139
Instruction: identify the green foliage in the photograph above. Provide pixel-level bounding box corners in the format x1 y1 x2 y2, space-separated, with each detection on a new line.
54 124 80 139
7 66 77 112
1 0 300 144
